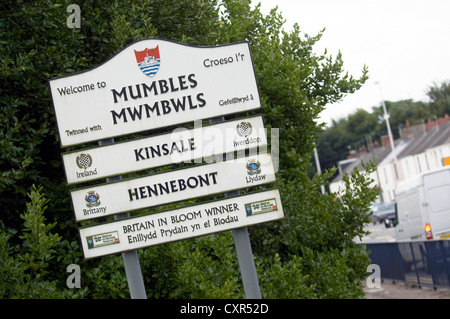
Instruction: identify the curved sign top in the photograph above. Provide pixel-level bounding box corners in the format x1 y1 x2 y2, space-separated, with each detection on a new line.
49 39 261 147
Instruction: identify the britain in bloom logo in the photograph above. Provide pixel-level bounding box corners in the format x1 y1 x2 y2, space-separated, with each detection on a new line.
134 45 160 77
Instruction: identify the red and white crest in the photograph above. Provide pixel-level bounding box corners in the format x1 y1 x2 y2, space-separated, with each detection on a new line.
134 46 160 77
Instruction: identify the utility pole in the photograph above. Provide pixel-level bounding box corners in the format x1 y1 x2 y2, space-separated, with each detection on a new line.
375 82 399 179
314 147 326 195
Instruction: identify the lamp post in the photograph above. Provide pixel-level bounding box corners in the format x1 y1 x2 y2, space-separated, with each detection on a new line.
314 146 326 194
375 81 399 179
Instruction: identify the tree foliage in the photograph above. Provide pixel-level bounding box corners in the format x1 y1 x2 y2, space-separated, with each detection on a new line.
1 0 377 298
427 81 450 117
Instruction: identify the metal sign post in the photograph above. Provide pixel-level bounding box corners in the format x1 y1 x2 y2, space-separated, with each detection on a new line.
50 39 282 300
99 138 147 299
232 226 262 299
210 116 262 299
114 215 147 299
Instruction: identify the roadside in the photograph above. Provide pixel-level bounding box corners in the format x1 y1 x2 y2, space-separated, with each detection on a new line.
358 223 450 299
364 280 450 299
357 221 396 243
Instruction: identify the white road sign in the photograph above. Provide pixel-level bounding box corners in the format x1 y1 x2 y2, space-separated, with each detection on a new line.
62 115 267 185
49 39 261 147
79 189 284 259
71 153 276 221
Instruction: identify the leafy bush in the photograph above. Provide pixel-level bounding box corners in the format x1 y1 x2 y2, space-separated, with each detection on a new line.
0 0 376 299
0 185 63 298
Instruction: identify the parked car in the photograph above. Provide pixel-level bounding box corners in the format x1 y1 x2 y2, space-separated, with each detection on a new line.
369 202 397 228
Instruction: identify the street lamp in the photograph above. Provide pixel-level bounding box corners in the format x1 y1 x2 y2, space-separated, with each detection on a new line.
314 146 326 194
375 81 399 179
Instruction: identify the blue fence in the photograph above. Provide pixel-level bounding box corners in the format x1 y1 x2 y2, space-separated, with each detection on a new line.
364 241 450 289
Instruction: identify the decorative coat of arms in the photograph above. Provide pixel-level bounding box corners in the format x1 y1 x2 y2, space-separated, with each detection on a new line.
236 121 252 137
76 153 92 169
85 191 101 207
134 45 160 77
246 159 261 175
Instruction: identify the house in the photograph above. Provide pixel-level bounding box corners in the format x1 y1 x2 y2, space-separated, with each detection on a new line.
329 115 450 203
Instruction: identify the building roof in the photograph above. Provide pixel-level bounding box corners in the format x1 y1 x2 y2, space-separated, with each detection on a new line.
331 143 393 183
397 121 450 158
330 118 450 183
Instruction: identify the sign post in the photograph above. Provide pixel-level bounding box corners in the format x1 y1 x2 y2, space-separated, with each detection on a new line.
50 39 283 299
232 226 262 298
98 138 147 299
210 116 262 299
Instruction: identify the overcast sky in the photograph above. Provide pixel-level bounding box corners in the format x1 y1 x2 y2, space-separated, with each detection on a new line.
253 0 450 126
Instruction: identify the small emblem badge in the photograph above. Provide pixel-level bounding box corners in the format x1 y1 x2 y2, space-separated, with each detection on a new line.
85 191 101 207
236 121 253 137
246 159 261 175
245 198 278 216
87 231 120 249
76 153 92 169
134 46 160 77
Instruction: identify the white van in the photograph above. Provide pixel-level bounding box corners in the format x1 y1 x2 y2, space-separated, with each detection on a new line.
395 166 450 241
